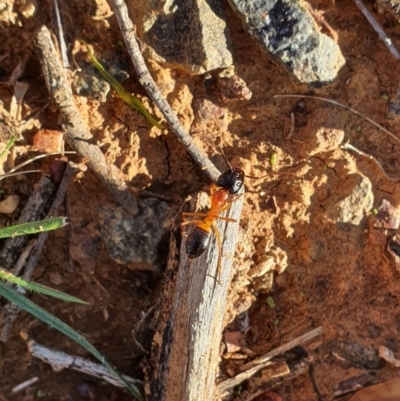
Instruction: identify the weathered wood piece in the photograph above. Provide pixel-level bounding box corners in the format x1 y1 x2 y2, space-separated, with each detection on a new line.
34 26 138 215
152 190 244 401
29 340 142 388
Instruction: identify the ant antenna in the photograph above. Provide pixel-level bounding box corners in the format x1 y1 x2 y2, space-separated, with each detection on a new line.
214 116 234 172
219 136 234 172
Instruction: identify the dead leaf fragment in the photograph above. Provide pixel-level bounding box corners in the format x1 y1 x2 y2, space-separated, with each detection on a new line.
224 331 244 353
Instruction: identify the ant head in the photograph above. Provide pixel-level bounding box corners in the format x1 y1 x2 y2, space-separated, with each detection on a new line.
216 167 245 194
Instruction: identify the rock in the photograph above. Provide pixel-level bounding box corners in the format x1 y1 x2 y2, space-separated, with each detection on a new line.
227 0 345 84
217 66 252 102
98 198 171 271
129 0 233 74
325 173 374 225
190 96 225 134
18 0 37 18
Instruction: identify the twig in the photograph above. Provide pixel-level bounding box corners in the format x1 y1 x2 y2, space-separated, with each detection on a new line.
11 376 39 394
52 0 70 69
216 326 323 394
0 170 42 179
274 94 400 144
1 163 80 342
286 112 295 139
110 0 220 183
0 151 75 181
341 143 400 181
353 0 400 59
34 26 138 215
29 340 142 388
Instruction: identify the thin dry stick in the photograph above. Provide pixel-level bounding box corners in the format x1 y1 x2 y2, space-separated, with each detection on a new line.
110 0 220 183
274 94 400 144
29 340 142 388
216 326 323 394
341 143 400 181
34 26 138 215
353 0 400 59
52 0 70 69
11 377 39 394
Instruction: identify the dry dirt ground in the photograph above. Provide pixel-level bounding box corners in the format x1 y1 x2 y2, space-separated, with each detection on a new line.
2 0 400 400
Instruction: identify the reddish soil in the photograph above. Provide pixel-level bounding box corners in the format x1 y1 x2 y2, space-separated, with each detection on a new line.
2 1 400 400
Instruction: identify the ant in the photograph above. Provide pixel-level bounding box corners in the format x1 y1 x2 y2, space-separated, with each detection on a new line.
181 155 270 279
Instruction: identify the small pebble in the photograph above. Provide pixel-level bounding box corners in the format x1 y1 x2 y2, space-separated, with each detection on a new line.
0 195 20 214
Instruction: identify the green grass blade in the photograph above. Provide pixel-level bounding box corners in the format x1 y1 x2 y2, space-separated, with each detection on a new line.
0 270 89 305
86 45 164 130
0 135 17 160
0 217 68 238
0 281 143 400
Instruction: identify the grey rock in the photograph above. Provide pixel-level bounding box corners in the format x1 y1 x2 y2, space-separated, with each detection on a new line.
227 0 345 84
129 0 233 74
325 173 374 225
98 198 171 271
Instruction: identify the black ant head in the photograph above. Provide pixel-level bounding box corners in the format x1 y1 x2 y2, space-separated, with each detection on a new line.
216 167 245 194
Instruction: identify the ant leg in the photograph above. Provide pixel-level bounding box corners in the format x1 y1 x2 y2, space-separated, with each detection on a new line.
180 219 205 236
216 216 236 223
182 212 208 218
211 222 222 284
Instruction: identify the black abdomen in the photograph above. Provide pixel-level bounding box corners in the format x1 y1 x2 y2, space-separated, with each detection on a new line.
186 227 211 259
